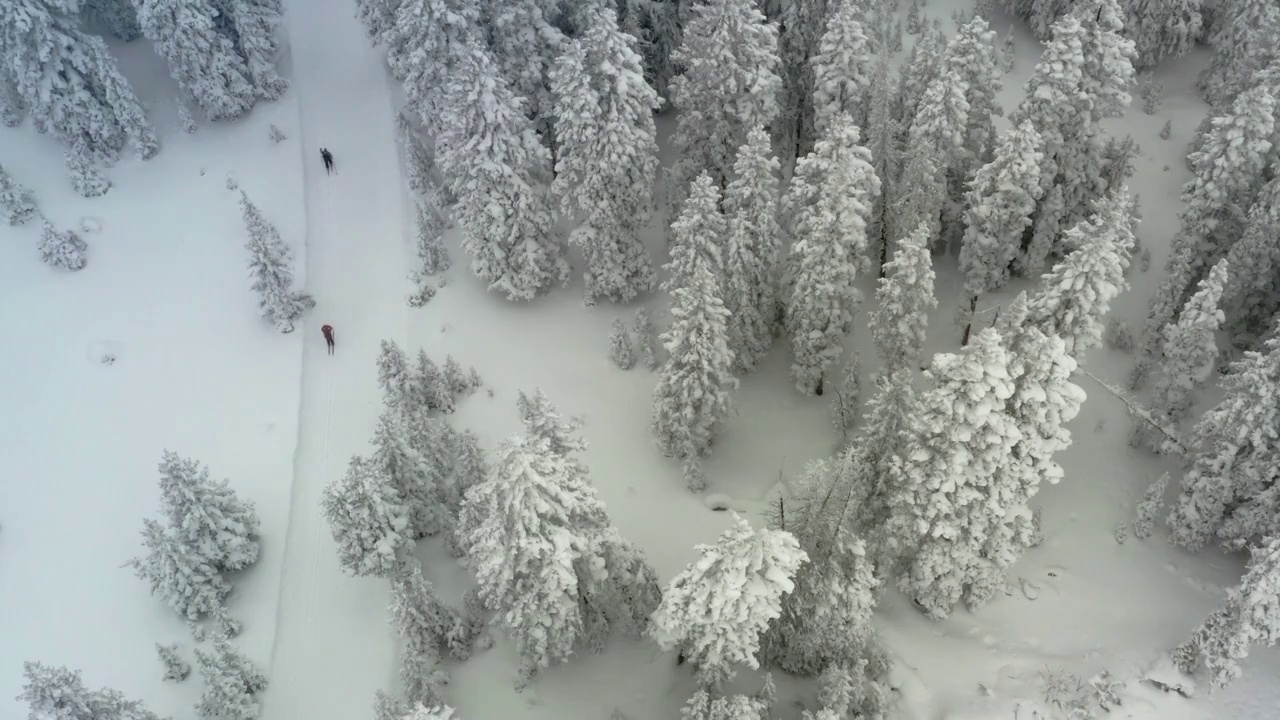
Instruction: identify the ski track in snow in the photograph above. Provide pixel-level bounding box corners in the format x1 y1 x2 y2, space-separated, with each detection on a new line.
263 0 409 716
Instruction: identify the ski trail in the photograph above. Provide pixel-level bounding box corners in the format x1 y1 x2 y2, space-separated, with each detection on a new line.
263 0 410 716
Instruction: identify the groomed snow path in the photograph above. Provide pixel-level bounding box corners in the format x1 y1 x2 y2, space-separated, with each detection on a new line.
263 0 409 716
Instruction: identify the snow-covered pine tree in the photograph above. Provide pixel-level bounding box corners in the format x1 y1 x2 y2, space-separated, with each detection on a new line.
377 340 415 411
1137 259 1228 451
609 317 636 370
772 0 829 163
1174 535 1280 690
127 518 230 619
444 429 486 557
479 0 562 137
958 120 1043 344
667 172 727 290
634 307 660 370
1197 0 1280 106
135 0 257 121
722 127 783 372
1 164 37 225
1125 0 1202 68
321 455 412 577
155 450 260 572
891 328 1022 619
868 223 937 374
1025 189 1137 357
550 8 660 303
810 0 873 137
371 409 446 540
390 561 469 705
890 145 945 259
459 419 659 683
1167 338 1280 550
39 221 88 271
354 0 401 46
240 192 314 333
863 59 899 277
84 0 142 41
435 43 566 301
943 15 1003 188
785 115 880 395
516 388 585 461
667 0 781 208
194 638 267 720
1132 472 1169 540
64 139 111 197
1139 88 1276 365
0 0 159 161
1078 0 1136 124
680 691 769 720
650 513 808 688
442 356 469 396
1006 14 1087 276
412 194 450 276
412 350 455 414
157 642 191 682
19 662 164 720
895 23 946 133
906 64 971 217
217 0 290 101
384 0 480 123
1222 177 1280 347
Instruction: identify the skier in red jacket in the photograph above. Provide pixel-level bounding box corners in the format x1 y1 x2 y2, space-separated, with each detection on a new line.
321 324 335 355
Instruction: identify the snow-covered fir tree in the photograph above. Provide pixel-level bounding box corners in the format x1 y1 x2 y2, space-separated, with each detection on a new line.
355 0 400 46
667 0 781 207
1222 177 1280 346
0 0 159 161
863 59 899 276
442 356 470 396
84 0 142 41
680 691 769 720
390 561 470 705
906 63 971 219
785 115 880 394
1078 0 1136 124
1136 259 1228 452
1174 536 1280 690
609 317 636 370
65 139 111 197
444 429 486 557
1167 339 1280 550
868 223 937 374
321 455 412 578
194 638 267 720
412 194 450 277
667 172 727 290
0 163 35 225
135 0 257 121
722 127 782 372
240 192 314 333
38 222 88 271
412 350 455 414
1125 0 1202 68
1025 190 1137 357
128 518 230 618
157 642 191 682
384 0 480 124
650 513 808 689
958 120 1043 343
890 329 1023 618
219 0 290 101
1197 0 1280 106
943 15 1003 187
634 307 660 370
809 0 873 136
371 409 446 540
460 394 660 683
435 42 566 301
550 8 660 303
478 0 562 137
1132 472 1169 540
895 23 946 132
377 340 414 411
770 0 826 163
1139 85 1275 363
18 662 164 720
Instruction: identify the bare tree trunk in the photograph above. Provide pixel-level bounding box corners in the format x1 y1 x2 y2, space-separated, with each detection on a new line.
961 294 977 346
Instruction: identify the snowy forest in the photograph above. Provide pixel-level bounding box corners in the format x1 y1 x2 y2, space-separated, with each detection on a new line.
3 0 1280 718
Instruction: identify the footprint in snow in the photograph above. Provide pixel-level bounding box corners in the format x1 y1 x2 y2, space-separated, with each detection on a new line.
86 340 120 367
80 216 103 234
1019 578 1041 601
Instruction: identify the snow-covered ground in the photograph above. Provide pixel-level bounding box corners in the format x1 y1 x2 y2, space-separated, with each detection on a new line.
2 0 1278 719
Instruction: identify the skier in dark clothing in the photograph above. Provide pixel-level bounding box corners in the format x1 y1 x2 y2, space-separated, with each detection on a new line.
320 148 334 174
321 324 335 354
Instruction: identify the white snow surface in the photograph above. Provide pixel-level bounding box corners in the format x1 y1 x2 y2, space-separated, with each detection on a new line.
2 1 1280 719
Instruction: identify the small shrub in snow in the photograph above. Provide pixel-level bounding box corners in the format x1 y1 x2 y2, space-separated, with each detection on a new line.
1001 32 1015 71
443 356 470 396
680 691 768 720
213 604 241 638
178 100 198 134
1089 670 1124 710
226 174 238 191
0 163 37 225
194 638 268 720
157 642 191 681
241 192 314 333
1114 521 1129 544
1132 472 1168 540
609 318 635 370
407 275 436 307
1160 119 1172 140
1029 505 1044 547
1041 668 1090 716
403 704 458 720
1138 73 1163 114
373 690 408 720
633 308 659 369
40 223 89 271
189 619 206 642
19 662 164 720
268 125 286 143
1105 320 1134 352
1139 249 1151 273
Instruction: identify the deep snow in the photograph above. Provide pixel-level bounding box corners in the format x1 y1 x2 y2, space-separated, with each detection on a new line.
2 0 1279 719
